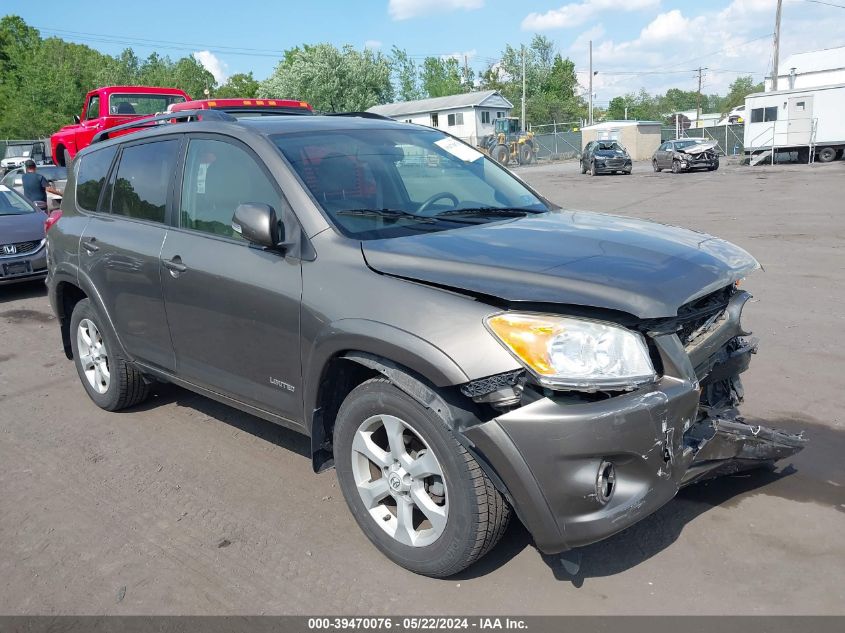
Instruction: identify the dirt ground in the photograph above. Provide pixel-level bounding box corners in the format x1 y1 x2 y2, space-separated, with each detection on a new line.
1 159 843 615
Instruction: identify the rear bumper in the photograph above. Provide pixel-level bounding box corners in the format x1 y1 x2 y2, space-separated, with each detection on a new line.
462 309 805 554
0 246 47 285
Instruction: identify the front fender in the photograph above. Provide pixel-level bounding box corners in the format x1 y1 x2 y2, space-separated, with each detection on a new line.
302 318 469 435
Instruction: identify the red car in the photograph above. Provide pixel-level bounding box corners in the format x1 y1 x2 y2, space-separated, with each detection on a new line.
51 85 190 166
168 97 313 117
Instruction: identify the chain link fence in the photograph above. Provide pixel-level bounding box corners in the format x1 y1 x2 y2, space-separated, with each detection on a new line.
661 125 745 156
528 122 583 161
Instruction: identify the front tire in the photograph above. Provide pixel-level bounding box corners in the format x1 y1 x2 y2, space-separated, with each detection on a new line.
70 299 150 411
671 160 682 174
63 148 72 168
589 161 597 176
492 144 509 165
333 378 510 577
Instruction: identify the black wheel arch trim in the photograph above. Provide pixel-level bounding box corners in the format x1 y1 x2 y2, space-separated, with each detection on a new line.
50 265 131 362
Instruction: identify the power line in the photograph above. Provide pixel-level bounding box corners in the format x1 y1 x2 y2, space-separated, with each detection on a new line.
804 0 845 8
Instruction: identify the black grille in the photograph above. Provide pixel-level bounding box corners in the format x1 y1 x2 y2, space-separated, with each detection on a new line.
1 240 41 255
460 370 524 398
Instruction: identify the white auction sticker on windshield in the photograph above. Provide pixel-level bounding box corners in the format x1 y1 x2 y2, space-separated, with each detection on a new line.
434 137 484 162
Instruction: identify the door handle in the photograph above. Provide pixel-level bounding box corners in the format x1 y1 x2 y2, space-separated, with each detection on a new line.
81 238 99 253
163 256 187 276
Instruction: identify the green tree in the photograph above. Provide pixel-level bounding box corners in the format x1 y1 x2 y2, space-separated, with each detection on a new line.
259 43 393 112
420 56 464 97
390 47 422 101
215 72 260 98
720 75 764 113
478 36 584 126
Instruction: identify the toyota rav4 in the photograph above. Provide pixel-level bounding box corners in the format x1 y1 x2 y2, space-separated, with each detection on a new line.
46 111 805 577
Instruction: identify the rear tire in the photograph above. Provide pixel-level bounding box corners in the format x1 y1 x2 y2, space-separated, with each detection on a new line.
816 146 837 163
63 148 72 168
333 378 510 577
653 159 661 172
70 299 150 411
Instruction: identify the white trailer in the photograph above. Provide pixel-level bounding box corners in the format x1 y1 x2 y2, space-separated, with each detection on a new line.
743 83 845 164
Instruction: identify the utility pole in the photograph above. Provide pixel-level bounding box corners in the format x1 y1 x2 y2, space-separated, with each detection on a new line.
521 45 526 132
696 66 704 128
772 0 783 90
588 40 593 126
463 55 470 91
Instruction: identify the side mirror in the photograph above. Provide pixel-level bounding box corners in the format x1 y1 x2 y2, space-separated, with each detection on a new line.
73 115 81 124
232 203 287 250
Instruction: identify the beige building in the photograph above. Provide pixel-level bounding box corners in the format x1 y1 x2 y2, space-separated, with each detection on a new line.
581 121 662 161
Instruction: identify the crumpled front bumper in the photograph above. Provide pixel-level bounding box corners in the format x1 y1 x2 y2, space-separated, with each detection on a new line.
462 293 805 554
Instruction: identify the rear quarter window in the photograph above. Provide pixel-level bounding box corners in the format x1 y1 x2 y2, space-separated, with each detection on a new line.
76 146 117 212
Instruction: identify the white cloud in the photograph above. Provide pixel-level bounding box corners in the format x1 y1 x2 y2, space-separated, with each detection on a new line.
571 0 845 106
570 23 606 52
638 9 691 43
522 0 659 31
364 40 383 49
193 50 228 85
389 0 483 21
441 49 478 63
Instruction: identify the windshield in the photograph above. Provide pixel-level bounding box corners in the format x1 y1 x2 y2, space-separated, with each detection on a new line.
4 145 30 158
272 126 548 240
0 186 34 215
109 93 186 116
596 142 623 151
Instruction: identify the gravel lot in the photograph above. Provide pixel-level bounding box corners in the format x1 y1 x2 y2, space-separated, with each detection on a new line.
1 159 843 615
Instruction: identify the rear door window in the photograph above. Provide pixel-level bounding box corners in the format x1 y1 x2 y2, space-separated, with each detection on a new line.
110 140 179 223
75 146 117 212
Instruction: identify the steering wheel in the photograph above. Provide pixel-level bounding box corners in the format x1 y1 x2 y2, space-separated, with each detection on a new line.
417 192 459 215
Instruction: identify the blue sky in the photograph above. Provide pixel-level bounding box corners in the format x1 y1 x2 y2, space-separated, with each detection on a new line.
11 0 845 105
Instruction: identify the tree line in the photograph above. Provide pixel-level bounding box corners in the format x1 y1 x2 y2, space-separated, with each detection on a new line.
605 76 764 123
0 14 762 140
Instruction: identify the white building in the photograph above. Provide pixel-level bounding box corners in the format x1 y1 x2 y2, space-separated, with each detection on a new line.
367 91 514 145
765 46 845 91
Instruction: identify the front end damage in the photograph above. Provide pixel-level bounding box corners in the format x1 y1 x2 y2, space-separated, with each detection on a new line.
675 140 719 171
460 285 806 553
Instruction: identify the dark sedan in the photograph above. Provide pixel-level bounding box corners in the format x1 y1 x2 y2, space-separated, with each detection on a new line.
580 140 632 175
0 184 48 285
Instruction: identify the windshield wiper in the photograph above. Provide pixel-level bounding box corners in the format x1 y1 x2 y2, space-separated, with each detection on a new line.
335 208 436 223
434 207 541 217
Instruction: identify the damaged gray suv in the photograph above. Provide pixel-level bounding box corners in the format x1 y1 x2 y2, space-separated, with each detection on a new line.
46 111 805 577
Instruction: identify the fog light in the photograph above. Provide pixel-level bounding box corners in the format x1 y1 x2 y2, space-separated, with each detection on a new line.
596 461 616 505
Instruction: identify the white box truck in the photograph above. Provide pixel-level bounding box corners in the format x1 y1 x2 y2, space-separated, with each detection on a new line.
743 83 845 164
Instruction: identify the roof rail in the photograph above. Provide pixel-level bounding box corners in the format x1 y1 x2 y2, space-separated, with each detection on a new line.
327 111 394 120
90 109 237 144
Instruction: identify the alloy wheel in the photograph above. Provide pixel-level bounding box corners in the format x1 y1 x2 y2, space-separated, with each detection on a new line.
77 318 110 394
351 414 448 548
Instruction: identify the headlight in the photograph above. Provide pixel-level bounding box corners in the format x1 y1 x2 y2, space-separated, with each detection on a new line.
485 313 656 391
